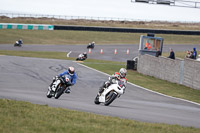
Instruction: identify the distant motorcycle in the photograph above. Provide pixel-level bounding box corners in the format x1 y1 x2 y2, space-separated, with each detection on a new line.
87 42 95 49
46 75 71 99
14 40 23 47
76 53 87 61
94 79 126 106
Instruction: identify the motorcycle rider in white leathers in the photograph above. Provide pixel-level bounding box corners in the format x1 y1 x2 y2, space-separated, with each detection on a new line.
98 68 127 95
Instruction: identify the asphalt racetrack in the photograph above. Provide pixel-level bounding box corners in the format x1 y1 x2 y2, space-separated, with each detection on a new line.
0 55 200 128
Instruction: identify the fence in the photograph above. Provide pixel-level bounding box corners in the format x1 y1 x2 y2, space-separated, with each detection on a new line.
0 12 145 22
137 54 200 90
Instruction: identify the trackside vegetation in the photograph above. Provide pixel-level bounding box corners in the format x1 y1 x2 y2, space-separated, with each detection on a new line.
1 99 200 133
1 29 200 45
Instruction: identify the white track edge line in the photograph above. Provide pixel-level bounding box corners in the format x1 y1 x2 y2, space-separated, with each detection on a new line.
67 51 72 57
77 63 200 106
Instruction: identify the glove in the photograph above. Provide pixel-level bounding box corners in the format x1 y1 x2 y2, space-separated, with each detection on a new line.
54 75 60 80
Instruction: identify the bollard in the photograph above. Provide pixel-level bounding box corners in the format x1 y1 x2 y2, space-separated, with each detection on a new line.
88 48 91 54
114 49 117 55
126 49 129 55
100 49 103 54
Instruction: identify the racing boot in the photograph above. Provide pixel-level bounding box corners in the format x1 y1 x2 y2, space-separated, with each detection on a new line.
65 87 71 94
98 82 110 96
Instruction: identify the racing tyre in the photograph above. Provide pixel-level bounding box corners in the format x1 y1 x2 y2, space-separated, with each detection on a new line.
94 95 100 104
104 91 117 106
55 84 65 99
46 90 52 98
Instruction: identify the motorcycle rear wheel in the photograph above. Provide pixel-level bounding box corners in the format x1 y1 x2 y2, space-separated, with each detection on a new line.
104 91 117 106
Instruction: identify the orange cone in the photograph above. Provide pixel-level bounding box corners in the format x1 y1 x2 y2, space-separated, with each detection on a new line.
126 49 129 55
100 49 103 54
88 48 91 54
114 49 117 55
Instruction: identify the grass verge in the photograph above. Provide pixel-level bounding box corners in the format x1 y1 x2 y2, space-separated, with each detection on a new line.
1 29 200 45
1 99 200 133
1 17 200 30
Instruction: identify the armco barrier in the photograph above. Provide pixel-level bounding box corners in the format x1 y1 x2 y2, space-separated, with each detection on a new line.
1 23 200 35
0 23 54 30
137 54 200 90
54 25 200 35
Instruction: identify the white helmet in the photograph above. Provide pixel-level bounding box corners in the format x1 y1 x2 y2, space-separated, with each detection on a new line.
68 67 75 76
119 68 127 78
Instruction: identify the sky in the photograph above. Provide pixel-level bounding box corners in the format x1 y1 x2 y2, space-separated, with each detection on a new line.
0 0 200 22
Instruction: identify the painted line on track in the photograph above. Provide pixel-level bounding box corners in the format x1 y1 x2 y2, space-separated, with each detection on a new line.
67 51 72 57
77 63 200 106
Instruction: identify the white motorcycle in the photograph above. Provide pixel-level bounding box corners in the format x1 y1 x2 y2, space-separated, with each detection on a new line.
76 53 87 61
94 79 126 106
46 75 71 99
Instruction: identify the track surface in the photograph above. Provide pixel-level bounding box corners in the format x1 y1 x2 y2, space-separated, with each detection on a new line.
0 56 200 128
0 44 200 62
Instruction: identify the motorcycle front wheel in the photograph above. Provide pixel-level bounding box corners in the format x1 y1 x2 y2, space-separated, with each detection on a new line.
94 94 100 104
104 91 117 106
55 84 65 99
46 89 52 98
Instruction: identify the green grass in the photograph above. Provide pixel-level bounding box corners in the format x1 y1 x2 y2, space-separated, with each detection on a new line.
1 17 200 30
0 50 75 60
1 99 200 133
1 29 200 45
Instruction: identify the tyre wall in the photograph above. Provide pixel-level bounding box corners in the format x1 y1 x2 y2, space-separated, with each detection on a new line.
0 23 54 30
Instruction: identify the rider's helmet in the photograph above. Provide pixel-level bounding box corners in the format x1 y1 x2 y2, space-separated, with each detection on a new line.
92 41 95 44
68 67 75 76
119 68 127 78
83 52 87 55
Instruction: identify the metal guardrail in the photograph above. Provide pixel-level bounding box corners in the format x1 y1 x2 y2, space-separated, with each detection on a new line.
54 25 200 35
0 12 199 23
0 12 145 22
1 13 200 35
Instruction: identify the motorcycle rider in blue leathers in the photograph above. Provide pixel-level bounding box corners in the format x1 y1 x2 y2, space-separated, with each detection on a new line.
58 66 77 93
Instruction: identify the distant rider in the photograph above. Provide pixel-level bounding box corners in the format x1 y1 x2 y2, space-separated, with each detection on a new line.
98 68 127 95
88 41 95 48
18 39 23 45
83 52 87 59
58 66 77 93
15 39 23 46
